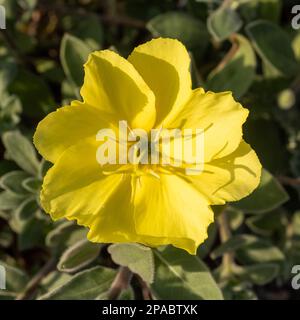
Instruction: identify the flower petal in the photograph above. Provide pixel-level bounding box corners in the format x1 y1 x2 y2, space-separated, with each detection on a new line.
86 175 200 254
42 152 139 242
133 173 214 254
187 140 262 205
40 137 124 219
41 135 213 254
81 50 156 130
167 89 249 162
33 101 113 163
42 143 202 253
128 38 192 126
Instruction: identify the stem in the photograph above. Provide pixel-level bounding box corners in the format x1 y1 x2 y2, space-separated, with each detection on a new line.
218 208 234 277
277 175 300 186
213 34 239 73
16 257 57 300
107 266 133 300
136 275 152 300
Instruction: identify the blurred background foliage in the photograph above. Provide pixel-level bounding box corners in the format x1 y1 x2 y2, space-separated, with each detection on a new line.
0 0 300 300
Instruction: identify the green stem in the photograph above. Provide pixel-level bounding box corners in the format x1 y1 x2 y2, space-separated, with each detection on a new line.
218 208 234 278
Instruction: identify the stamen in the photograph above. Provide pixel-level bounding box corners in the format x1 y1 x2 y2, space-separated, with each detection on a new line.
148 169 160 180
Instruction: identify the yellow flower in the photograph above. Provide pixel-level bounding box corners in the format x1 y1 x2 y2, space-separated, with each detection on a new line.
34 38 261 254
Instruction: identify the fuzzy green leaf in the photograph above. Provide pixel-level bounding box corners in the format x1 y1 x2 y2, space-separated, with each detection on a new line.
2 131 40 176
207 34 256 99
108 243 154 284
39 267 116 300
233 169 289 213
246 20 299 77
152 246 223 300
60 34 91 94
207 7 243 41
147 12 209 51
58 239 101 273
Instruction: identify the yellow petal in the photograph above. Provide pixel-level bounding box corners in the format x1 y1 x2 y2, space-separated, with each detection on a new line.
42 145 202 254
133 173 214 254
34 101 112 163
41 135 213 254
167 89 249 162
128 38 192 126
186 140 262 205
40 137 124 219
81 50 156 130
86 175 199 254
42 152 139 242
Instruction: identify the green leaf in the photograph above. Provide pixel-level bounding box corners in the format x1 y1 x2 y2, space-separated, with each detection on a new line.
60 34 91 93
207 7 243 42
38 159 52 179
197 223 217 259
222 281 257 300
0 94 22 132
9 70 55 117
152 246 223 300
246 20 299 77
108 243 154 284
244 118 288 173
0 59 17 98
71 15 103 51
211 235 257 259
0 226 13 248
18 218 48 251
2 131 40 175
21 177 41 193
58 239 101 273
239 0 282 24
0 261 29 293
40 271 72 294
0 190 24 210
147 12 209 51
234 263 279 285
227 207 244 230
207 34 256 99
39 266 116 300
236 237 285 265
35 59 64 84
35 209 49 221
22 0 37 10
95 286 134 300
11 198 39 233
246 210 285 236
0 160 18 176
233 169 289 214
118 287 134 300
0 171 30 195
46 221 88 253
